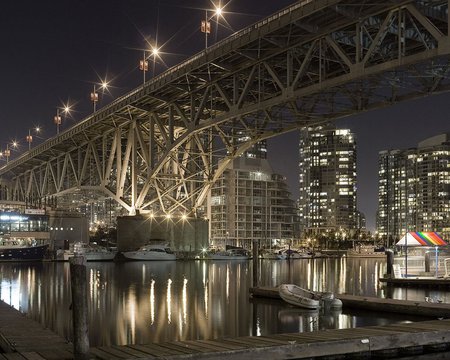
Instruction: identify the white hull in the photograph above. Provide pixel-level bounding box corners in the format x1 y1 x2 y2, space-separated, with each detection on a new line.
122 251 176 261
63 251 117 261
208 254 248 260
279 284 320 309
347 252 386 258
261 252 287 260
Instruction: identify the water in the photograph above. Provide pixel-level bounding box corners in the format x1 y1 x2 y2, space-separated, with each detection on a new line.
0 258 449 347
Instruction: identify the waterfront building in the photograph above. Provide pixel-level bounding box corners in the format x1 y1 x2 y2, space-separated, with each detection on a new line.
298 124 358 238
377 133 450 241
209 139 298 250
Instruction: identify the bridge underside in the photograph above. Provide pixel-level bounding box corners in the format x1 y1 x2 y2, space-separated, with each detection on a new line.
1 0 450 216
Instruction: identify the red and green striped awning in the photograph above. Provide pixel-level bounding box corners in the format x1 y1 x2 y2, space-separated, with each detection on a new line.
396 232 447 246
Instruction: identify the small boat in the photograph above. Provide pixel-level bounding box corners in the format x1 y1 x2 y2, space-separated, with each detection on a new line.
279 284 322 309
282 249 312 259
278 284 342 310
260 250 287 260
122 244 176 261
0 240 49 262
347 245 386 258
63 242 117 261
207 248 249 260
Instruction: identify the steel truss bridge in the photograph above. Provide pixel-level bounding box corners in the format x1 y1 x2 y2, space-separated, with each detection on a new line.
1 0 450 216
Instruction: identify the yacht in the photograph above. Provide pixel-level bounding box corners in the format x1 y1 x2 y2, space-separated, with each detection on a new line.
63 242 117 261
207 248 250 260
0 240 49 262
122 244 176 261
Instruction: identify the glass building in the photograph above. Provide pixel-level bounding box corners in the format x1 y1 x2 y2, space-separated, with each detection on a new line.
209 140 298 250
377 133 450 241
298 124 358 238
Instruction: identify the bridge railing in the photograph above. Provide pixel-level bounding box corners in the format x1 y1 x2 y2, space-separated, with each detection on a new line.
0 0 317 173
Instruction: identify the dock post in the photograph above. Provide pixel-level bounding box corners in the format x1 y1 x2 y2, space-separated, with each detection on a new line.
425 251 430 273
386 249 394 278
252 239 259 287
70 255 90 360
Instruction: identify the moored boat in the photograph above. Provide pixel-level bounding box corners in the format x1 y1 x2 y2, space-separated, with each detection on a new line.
347 245 386 258
278 284 342 310
63 242 117 261
279 284 321 309
122 244 176 261
0 241 49 262
207 248 249 260
260 250 287 260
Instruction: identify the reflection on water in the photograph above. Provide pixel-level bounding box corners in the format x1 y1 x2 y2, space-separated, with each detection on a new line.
0 258 448 347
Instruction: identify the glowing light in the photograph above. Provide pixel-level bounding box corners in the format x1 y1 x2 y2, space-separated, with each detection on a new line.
166 213 171 219
181 214 187 220
215 6 223 16
100 80 109 90
151 47 159 56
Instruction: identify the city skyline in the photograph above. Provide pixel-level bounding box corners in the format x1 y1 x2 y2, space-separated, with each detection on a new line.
1 1 450 231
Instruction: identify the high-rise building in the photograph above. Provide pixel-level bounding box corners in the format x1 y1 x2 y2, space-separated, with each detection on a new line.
298 124 358 237
377 133 450 241
209 140 298 249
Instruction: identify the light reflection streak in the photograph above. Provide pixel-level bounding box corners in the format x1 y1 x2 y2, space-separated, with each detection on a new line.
150 279 155 325
226 265 230 301
127 288 136 344
182 278 187 324
167 278 172 324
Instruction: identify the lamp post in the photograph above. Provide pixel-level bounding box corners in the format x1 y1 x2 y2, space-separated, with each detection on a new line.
201 5 223 49
54 108 62 135
90 85 99 113
91 80 108 113
26 127 41 150
1 141 18 164
139 50 149 84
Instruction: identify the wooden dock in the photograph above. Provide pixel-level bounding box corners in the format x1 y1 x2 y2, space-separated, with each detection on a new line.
2 297 450 359
380 276 450 288
250 286 450 317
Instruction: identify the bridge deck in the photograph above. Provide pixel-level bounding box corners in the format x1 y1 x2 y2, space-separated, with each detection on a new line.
1 299 450 359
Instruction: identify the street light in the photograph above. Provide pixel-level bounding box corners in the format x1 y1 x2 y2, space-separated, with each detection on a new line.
91 80 109 112
139 50 149 84
26 126 41 150
0 141 18 164
201 5 223 49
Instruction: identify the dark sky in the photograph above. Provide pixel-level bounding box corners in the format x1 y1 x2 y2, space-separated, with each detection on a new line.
1 1 449 231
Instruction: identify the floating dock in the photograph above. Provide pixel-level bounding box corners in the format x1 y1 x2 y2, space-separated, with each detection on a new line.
250 286 450 317
380 276 450 288
2 297 450 359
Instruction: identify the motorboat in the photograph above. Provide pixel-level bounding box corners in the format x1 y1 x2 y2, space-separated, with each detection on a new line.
122 244 176 261
62 242 117 261
282 249 312 259
278 284 342 310
347 245 386 258
207 248 249 260
0 240 49 261
260 250 287 260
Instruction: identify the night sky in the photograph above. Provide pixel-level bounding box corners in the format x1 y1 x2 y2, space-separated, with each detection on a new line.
1 1 449 231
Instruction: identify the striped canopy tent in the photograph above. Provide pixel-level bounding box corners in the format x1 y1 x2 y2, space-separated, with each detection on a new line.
396 232 447 247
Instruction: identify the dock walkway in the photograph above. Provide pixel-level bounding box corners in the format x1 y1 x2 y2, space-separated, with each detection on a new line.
250 286 450 317
2 297 450 359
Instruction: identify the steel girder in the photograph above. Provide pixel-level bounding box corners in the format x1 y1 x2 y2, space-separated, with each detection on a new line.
1 0 450 216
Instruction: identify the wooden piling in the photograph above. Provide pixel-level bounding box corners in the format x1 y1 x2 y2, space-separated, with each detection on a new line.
252 239 259 287
70 255 90 360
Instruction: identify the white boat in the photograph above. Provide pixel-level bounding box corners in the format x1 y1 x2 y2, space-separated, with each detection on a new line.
122 244 176 261
282 249 312 259
63 242 117 261
207 248 249 260
279 284 342 310
279 284 322 309
260 250 287 260
347 245 386 258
